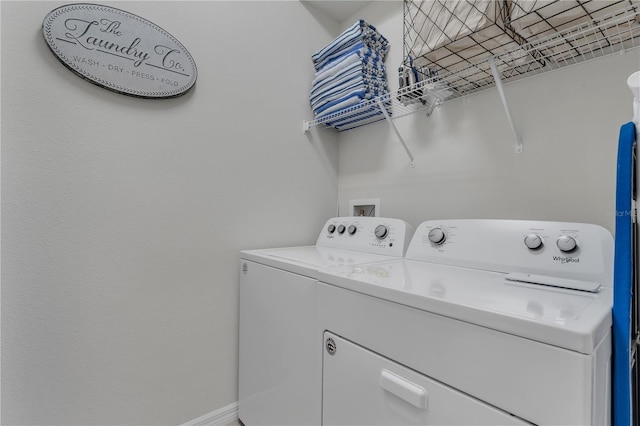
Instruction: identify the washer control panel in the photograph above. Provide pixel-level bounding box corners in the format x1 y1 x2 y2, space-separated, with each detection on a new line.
317 217 413 257
406 219 614 286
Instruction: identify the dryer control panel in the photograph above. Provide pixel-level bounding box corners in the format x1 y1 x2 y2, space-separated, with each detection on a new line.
405 219 614 286
317 217 413 257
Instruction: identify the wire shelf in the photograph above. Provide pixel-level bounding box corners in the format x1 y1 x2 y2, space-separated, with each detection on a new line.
305 1 640 132
410 1 640 97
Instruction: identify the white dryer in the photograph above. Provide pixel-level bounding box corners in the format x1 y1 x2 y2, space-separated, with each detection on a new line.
317 219 614 426
238 216 413 426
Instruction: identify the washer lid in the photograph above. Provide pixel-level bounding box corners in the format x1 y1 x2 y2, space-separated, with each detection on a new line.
241 246 396 279
318 259 612 354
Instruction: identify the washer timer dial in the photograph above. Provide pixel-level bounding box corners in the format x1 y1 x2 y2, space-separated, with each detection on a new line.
557 235 577 252
374 225 389 240
524 233 543 250
428 228 446 245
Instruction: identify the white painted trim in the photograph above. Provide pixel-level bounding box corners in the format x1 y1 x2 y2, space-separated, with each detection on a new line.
181 402 239 426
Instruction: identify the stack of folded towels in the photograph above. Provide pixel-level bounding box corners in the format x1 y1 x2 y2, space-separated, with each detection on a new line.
310 20 391 131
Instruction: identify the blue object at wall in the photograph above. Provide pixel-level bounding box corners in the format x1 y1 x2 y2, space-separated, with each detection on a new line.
613 121 637 426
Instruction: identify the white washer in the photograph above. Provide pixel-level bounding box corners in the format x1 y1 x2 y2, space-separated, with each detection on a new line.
317 219 614 426
238 216 413 426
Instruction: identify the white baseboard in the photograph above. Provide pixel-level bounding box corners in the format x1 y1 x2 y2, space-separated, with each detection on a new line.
181 402 239 426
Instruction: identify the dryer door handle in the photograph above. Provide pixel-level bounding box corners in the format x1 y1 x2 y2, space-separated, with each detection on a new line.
380 369 427 410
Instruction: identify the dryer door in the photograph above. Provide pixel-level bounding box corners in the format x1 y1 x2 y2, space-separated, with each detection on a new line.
322 332 529 426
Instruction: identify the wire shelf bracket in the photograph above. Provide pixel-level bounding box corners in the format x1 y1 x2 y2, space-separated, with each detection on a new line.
376 98 416 167
302 99 416 167
488 57 524 153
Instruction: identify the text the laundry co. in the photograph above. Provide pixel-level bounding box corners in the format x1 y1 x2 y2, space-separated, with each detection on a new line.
42 3 197 98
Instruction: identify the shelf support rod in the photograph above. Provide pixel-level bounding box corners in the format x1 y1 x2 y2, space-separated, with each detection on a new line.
488 57 523 153
376 98 415 167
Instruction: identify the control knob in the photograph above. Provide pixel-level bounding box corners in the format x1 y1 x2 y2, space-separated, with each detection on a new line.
374 225 389 240
524 233 543 250
348 225 357 235
428 228 446 245
337 225 346 234
327 224 336 234
557 235 577 252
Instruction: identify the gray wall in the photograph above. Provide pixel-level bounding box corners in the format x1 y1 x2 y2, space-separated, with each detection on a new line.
1 1 339 424
335 1 639 233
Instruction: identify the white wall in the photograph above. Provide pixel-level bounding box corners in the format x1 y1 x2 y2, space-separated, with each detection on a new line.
335 1 640 234
1 1 339 424
3 0 638 424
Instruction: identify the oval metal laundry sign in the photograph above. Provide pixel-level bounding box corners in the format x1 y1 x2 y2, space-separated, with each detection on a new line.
42 3 197 98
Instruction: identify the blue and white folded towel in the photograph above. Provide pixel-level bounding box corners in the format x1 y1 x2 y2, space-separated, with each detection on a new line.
314 35 387 71
325 99 393 131
311 77 387 113
310 19 390 131
312 45 385 86
314 84 387 117
311 77 387 107
331 109 386 131
312 20 389 72
310 62 386 101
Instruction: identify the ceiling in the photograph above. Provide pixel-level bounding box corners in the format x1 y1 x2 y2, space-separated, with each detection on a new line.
303 1 374 22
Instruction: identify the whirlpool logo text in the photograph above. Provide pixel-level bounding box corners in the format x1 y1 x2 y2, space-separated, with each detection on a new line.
553 256 580 264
